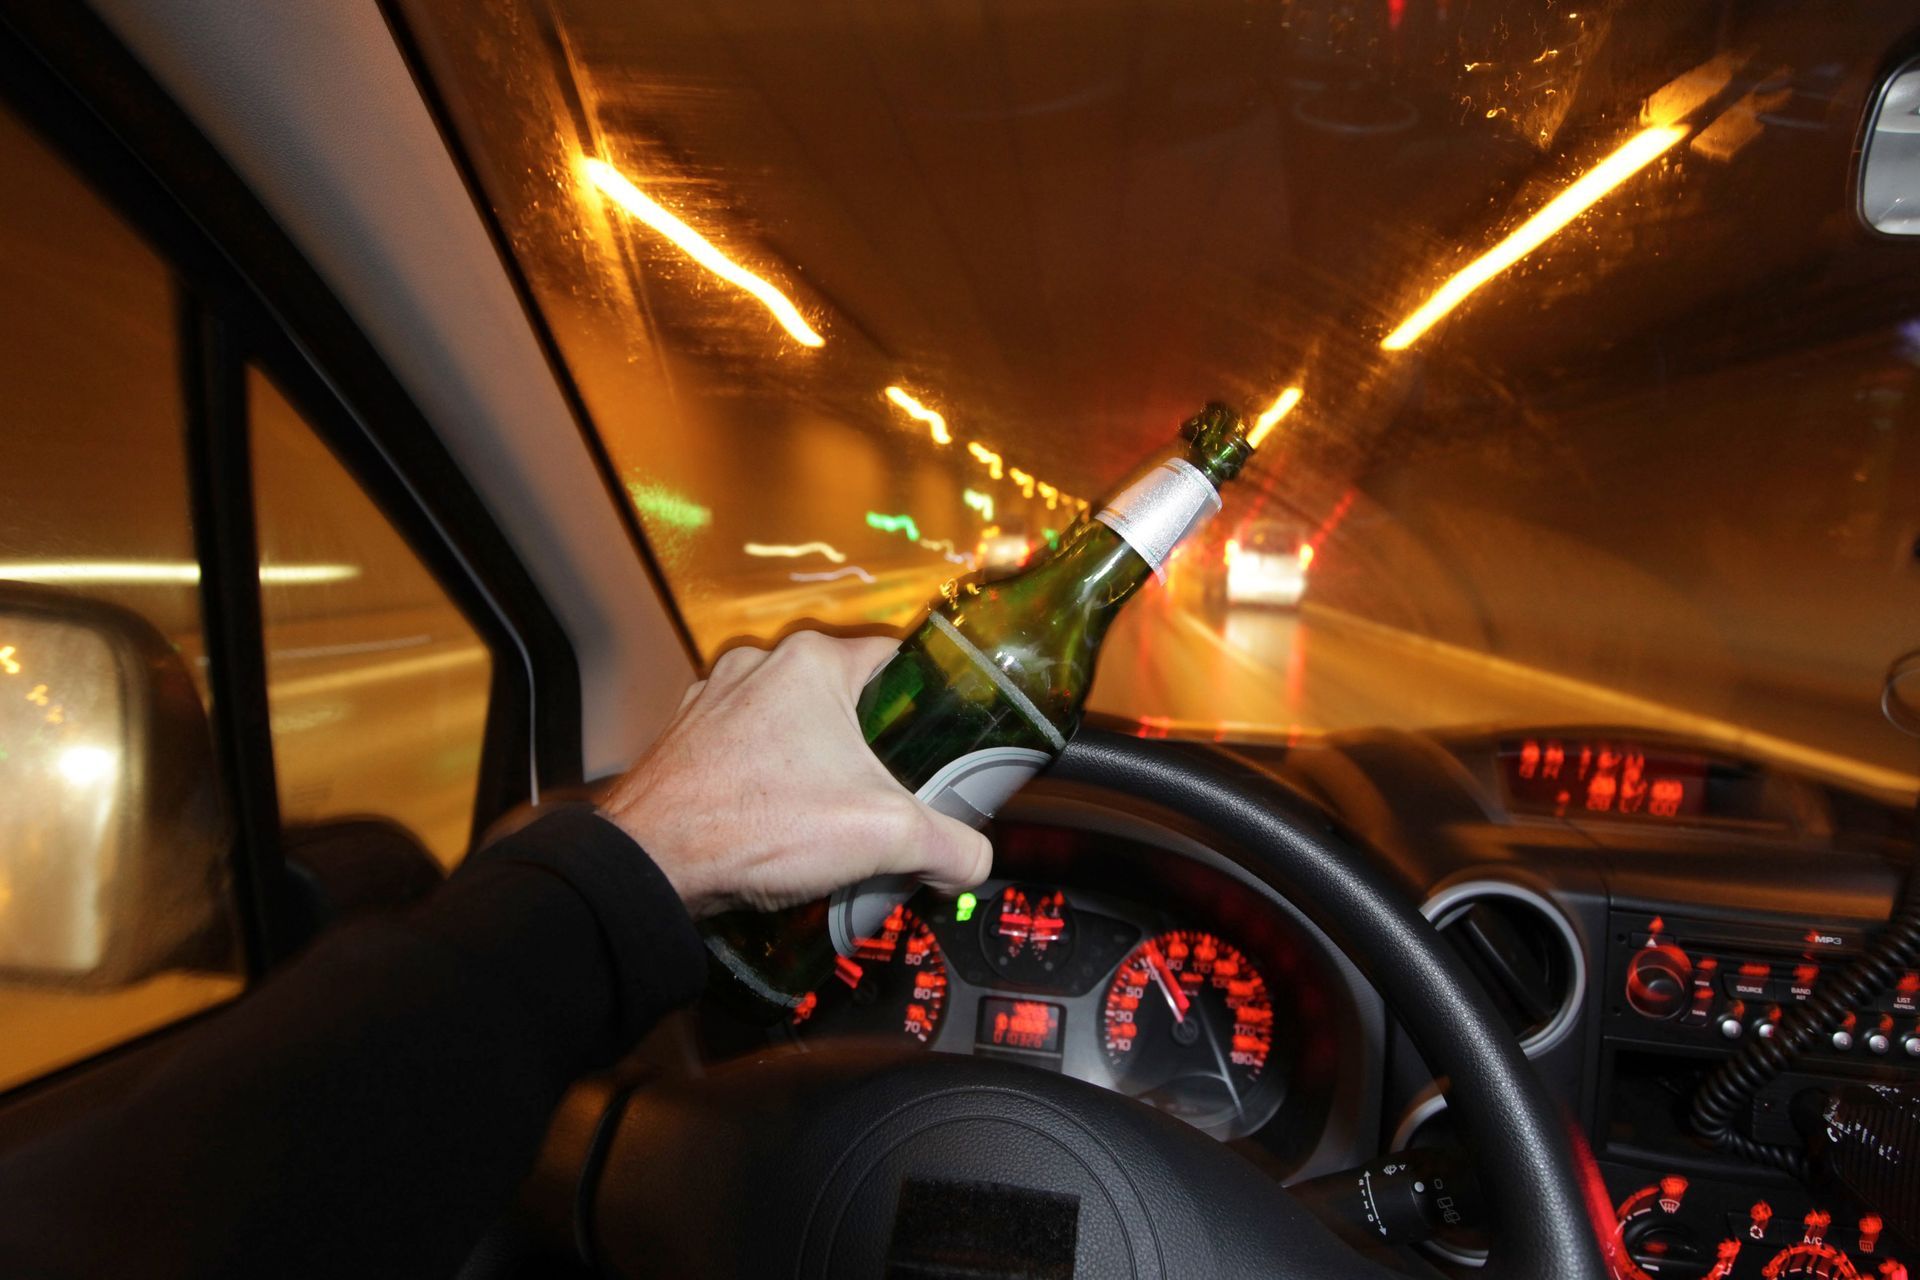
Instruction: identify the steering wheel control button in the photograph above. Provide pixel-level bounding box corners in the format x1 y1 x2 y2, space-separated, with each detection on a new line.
1625 944 1694 1020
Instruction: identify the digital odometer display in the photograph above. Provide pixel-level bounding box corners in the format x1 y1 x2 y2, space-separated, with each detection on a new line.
976 997 1064 1054
1498 737 1769 825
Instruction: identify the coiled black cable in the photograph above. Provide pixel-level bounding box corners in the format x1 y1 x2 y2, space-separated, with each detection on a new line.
1689 851 1920 1177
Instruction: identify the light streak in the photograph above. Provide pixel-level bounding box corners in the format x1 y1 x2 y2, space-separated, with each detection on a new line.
884 386 951 445
744 541 846 563
1380 125 1685 351
1036 482 1058 509
0 646 17 676
917 538 968 564
866 511 922 541
789 566 876 585
1248 386 1304 449
967 441 1004 480
1008 467 1036 498
582 157 825 348
962 489 995 521
0 561 360 585
626 480 712 529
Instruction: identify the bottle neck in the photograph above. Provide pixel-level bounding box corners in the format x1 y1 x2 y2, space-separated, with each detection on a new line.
1021 446 1225 633
1024 518 1154 626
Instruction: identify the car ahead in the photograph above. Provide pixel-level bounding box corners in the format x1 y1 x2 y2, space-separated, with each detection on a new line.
2 3 1918 1279
1225 519 1310 609
975 523 1036 581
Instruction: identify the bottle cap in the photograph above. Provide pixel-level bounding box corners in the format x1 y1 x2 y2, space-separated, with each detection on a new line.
1180 402 1253 483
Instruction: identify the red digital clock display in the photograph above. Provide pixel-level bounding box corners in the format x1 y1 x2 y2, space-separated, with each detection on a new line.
1499 738 1716 822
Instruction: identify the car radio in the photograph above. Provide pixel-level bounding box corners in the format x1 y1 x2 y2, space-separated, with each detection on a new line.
1596 910 1920 1276
1606 912 1920 1060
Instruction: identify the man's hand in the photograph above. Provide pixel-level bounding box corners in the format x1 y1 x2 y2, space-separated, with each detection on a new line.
599 630 994 918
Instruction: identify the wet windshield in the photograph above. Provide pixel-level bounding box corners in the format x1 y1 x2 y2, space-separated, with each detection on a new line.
397 0 1920 796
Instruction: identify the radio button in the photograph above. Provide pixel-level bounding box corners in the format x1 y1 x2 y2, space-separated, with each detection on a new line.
1721 965 1777 1002
1784 964 1820 1003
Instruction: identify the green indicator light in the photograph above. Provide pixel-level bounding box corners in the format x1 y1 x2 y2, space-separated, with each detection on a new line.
954 892 978 923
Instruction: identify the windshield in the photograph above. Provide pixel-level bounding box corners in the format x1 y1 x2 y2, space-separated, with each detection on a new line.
396 0 1920 797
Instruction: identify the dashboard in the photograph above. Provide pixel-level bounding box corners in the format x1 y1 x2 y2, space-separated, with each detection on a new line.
699 805 1384 1174
691 723 1918 1275
783 884 1289 1138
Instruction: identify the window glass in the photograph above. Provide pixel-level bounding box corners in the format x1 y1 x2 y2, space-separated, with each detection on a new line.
0 107 241 1091
250 371 494 868
399 0 1920 800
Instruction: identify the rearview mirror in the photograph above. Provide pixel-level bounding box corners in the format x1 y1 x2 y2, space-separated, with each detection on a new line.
0 583 231 985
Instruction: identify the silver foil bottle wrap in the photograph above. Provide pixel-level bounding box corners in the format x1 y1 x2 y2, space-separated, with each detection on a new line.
1094 456 1223 578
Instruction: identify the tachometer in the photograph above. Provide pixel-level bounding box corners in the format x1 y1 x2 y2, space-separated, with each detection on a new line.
791 903 947 1043
1101 929 1274 1123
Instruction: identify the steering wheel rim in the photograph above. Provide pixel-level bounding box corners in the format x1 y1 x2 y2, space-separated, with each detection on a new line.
563 730 1608 1279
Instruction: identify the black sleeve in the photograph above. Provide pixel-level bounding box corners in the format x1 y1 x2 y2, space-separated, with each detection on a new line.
0 807 707 1280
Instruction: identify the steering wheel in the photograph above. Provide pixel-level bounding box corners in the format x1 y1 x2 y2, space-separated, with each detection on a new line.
538 730 1609 1278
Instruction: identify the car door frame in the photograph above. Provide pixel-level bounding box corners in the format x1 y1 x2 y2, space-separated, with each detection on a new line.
0 0 584 1102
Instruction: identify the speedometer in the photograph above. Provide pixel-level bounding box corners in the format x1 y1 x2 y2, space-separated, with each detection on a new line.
1101 929 1275 1124
790 903 948 1044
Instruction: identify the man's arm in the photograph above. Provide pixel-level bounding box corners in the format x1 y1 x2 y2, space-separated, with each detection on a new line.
0 630 990 1279
0 807 703 1280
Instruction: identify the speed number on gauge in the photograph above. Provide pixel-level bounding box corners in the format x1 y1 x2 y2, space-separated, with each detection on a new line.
790 904 948 1044
1101 930 1274 1091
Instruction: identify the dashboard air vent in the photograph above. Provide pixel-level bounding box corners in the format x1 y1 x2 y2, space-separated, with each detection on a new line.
1426 883 1585 1055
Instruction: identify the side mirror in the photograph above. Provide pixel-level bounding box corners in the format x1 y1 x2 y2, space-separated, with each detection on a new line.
1861 56 1920 235
0 583 232 985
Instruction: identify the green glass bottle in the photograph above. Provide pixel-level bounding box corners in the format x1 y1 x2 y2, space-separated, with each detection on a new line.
702 403 1254 1019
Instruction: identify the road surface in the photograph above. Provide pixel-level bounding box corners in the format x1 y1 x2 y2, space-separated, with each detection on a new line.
692 569 1916 798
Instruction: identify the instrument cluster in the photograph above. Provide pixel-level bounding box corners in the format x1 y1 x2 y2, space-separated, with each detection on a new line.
777 878 1308 1141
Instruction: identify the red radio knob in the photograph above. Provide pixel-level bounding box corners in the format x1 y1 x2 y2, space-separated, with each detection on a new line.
1626 944 1694 1020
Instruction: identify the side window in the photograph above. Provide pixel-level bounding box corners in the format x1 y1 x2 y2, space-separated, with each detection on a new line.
0 107 242 1090
250 371 494 868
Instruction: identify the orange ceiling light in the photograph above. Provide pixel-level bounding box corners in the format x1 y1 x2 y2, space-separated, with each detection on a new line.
884 386 952 444
967 441 1005 480
583 157 825 348
1248 386 1304 450
1380 125 1685 351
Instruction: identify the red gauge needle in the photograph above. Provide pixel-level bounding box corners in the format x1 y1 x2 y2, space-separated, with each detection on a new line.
1143 940 1190 1023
